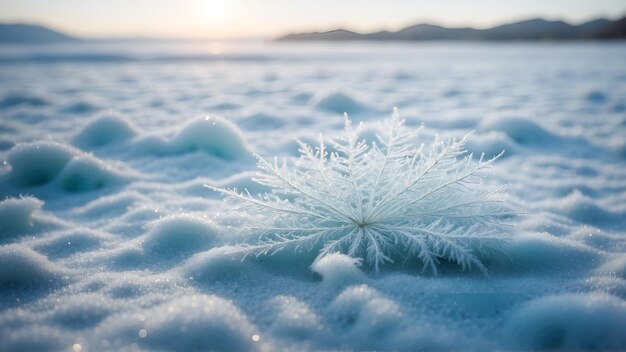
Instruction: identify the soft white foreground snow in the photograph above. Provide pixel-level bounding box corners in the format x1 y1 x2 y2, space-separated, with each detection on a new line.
0 41 625 351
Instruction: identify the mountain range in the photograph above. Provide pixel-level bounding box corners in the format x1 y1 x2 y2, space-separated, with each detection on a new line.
1 17 625 44
0 23 78 43
279 17 626 41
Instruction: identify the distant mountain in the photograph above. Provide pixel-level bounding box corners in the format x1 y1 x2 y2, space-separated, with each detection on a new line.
596 17 626 39
480 19 575 40
278 17 626 41
375 24 478 41
0 23 78 43
281 29 362 41
575 18 613 38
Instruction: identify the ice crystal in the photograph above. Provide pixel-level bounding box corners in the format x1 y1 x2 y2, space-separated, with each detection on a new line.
208 110 513 274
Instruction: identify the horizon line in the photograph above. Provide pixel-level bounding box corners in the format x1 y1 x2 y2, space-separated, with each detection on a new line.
3 12 625 41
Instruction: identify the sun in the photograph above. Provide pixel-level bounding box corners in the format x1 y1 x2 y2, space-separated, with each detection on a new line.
202 0 229 21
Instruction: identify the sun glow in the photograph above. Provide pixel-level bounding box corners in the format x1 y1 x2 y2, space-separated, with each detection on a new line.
202 0 229 21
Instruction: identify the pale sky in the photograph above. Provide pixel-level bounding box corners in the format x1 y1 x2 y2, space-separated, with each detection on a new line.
1 0 625 39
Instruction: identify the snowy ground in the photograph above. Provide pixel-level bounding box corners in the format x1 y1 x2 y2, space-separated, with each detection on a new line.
0 41 625 351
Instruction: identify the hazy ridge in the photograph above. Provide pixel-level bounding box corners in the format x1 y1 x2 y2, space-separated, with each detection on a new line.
279 17 626 41
0 23 78 43
1 17 625 44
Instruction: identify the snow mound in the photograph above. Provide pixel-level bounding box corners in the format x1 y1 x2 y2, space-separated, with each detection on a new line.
0 139 14 151
465 131 518 159
211 101 241 111
311 253 366 289
103 295 259 352
266 296 320 340
598 256 626 280
330 285 403 346
6 141 75 187
73 191 148 217
290 92 312 104
34 229 109 259
313 92 370 114
137 116 250 160
0 93 49 109
182 246 250 282
506 293 626 350
55 156 126 193
73 113 137 148
491 233 601 274
393 71 415 81
0 244 68 290
610 140 626 159
5 141 127 192
99 272 174 299
585 90 607 103
479 117 555 145
0 197 43 239
142 215 219 260
60 100 100 115
239 112 285 131
555 191 624 229
48 293 114 328
104 245 146 270
0 326 67 352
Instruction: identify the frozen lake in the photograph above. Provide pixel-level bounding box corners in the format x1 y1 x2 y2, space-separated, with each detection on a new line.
1 41 625 351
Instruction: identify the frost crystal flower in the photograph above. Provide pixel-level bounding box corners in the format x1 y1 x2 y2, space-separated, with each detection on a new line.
208 110 512 274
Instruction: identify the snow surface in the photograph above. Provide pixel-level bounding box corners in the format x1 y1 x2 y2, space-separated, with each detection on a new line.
0 41 625 351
